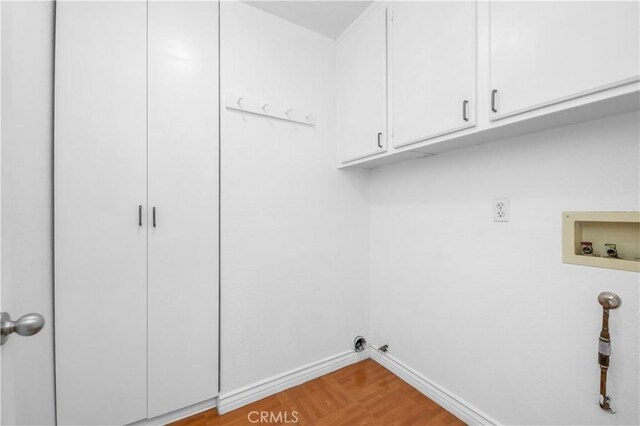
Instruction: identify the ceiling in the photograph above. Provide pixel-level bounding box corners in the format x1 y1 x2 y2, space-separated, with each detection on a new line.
244 1 373 39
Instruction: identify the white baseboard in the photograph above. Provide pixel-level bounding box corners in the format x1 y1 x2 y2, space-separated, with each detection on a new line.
217 349 369 415
370 349 498 426
127 398 217 426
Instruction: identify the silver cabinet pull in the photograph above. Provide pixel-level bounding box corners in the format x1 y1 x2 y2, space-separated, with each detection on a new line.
1 312 45 345
377 132 383 148
462 100 469 122
152 207 156 228
138 205 142 226
491 89 498 113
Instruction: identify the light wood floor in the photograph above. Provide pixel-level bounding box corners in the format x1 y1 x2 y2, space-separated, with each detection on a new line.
172 359 465 426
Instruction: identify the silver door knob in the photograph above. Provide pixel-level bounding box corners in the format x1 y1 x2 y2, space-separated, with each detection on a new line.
1 312 45 345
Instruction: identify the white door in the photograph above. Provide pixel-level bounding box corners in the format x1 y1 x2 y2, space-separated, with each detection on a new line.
337 4 387 163
391 1 476 148
489 1 640 120
147 0 219 417
1 1 56 424
54 1 148 424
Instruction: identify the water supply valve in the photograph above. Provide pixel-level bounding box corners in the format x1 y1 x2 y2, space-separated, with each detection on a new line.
581 241 594 255
604 243 618 258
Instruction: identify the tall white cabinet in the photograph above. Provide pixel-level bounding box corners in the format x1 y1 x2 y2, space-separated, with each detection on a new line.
54 1 219 424
147 1 219 418
54 2 148 424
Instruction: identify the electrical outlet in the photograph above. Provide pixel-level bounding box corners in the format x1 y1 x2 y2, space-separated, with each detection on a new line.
493 198 510 222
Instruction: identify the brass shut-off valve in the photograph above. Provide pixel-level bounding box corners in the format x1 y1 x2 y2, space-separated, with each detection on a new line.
597 291 621 414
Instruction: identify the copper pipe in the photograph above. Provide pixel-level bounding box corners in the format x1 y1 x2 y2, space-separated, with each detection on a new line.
597 292 621 414
599 309 611 412
599 368 608 406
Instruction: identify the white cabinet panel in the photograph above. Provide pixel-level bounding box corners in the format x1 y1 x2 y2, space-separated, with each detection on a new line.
147 0 219 417
392 1 476 148
490 1 640 119
54 2 148 424
337 4 387 163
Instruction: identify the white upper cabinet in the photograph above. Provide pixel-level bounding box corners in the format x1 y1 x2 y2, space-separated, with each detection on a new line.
392 1 476 148
337 4 387 163
489 1 640 120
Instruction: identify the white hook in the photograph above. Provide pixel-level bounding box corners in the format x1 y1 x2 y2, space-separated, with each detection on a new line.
262 103 269 111
306 113 314 121
285 108 292 115
237 97 244 107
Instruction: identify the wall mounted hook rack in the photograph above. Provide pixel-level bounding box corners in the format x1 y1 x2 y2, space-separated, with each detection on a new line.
225 93 316 126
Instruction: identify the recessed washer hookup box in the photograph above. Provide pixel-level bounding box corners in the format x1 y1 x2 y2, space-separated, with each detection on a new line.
562 211 640 272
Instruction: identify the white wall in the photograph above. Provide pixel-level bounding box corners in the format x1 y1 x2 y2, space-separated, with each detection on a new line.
0 2 56 425
369 112 640 425
220 1 370 393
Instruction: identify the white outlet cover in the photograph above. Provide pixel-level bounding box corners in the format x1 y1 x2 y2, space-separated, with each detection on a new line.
493 198 510 222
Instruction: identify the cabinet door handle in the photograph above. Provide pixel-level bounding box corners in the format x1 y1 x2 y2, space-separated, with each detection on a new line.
152 207 156 228
377 132 383 148
138 205 142 226
462 100 469 122
491 89 498 113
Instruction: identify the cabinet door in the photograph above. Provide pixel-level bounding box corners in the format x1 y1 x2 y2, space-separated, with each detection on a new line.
392 1 476 148
490 1 640 119
54 1 148 425
147 0 219 417
337 5 387 163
